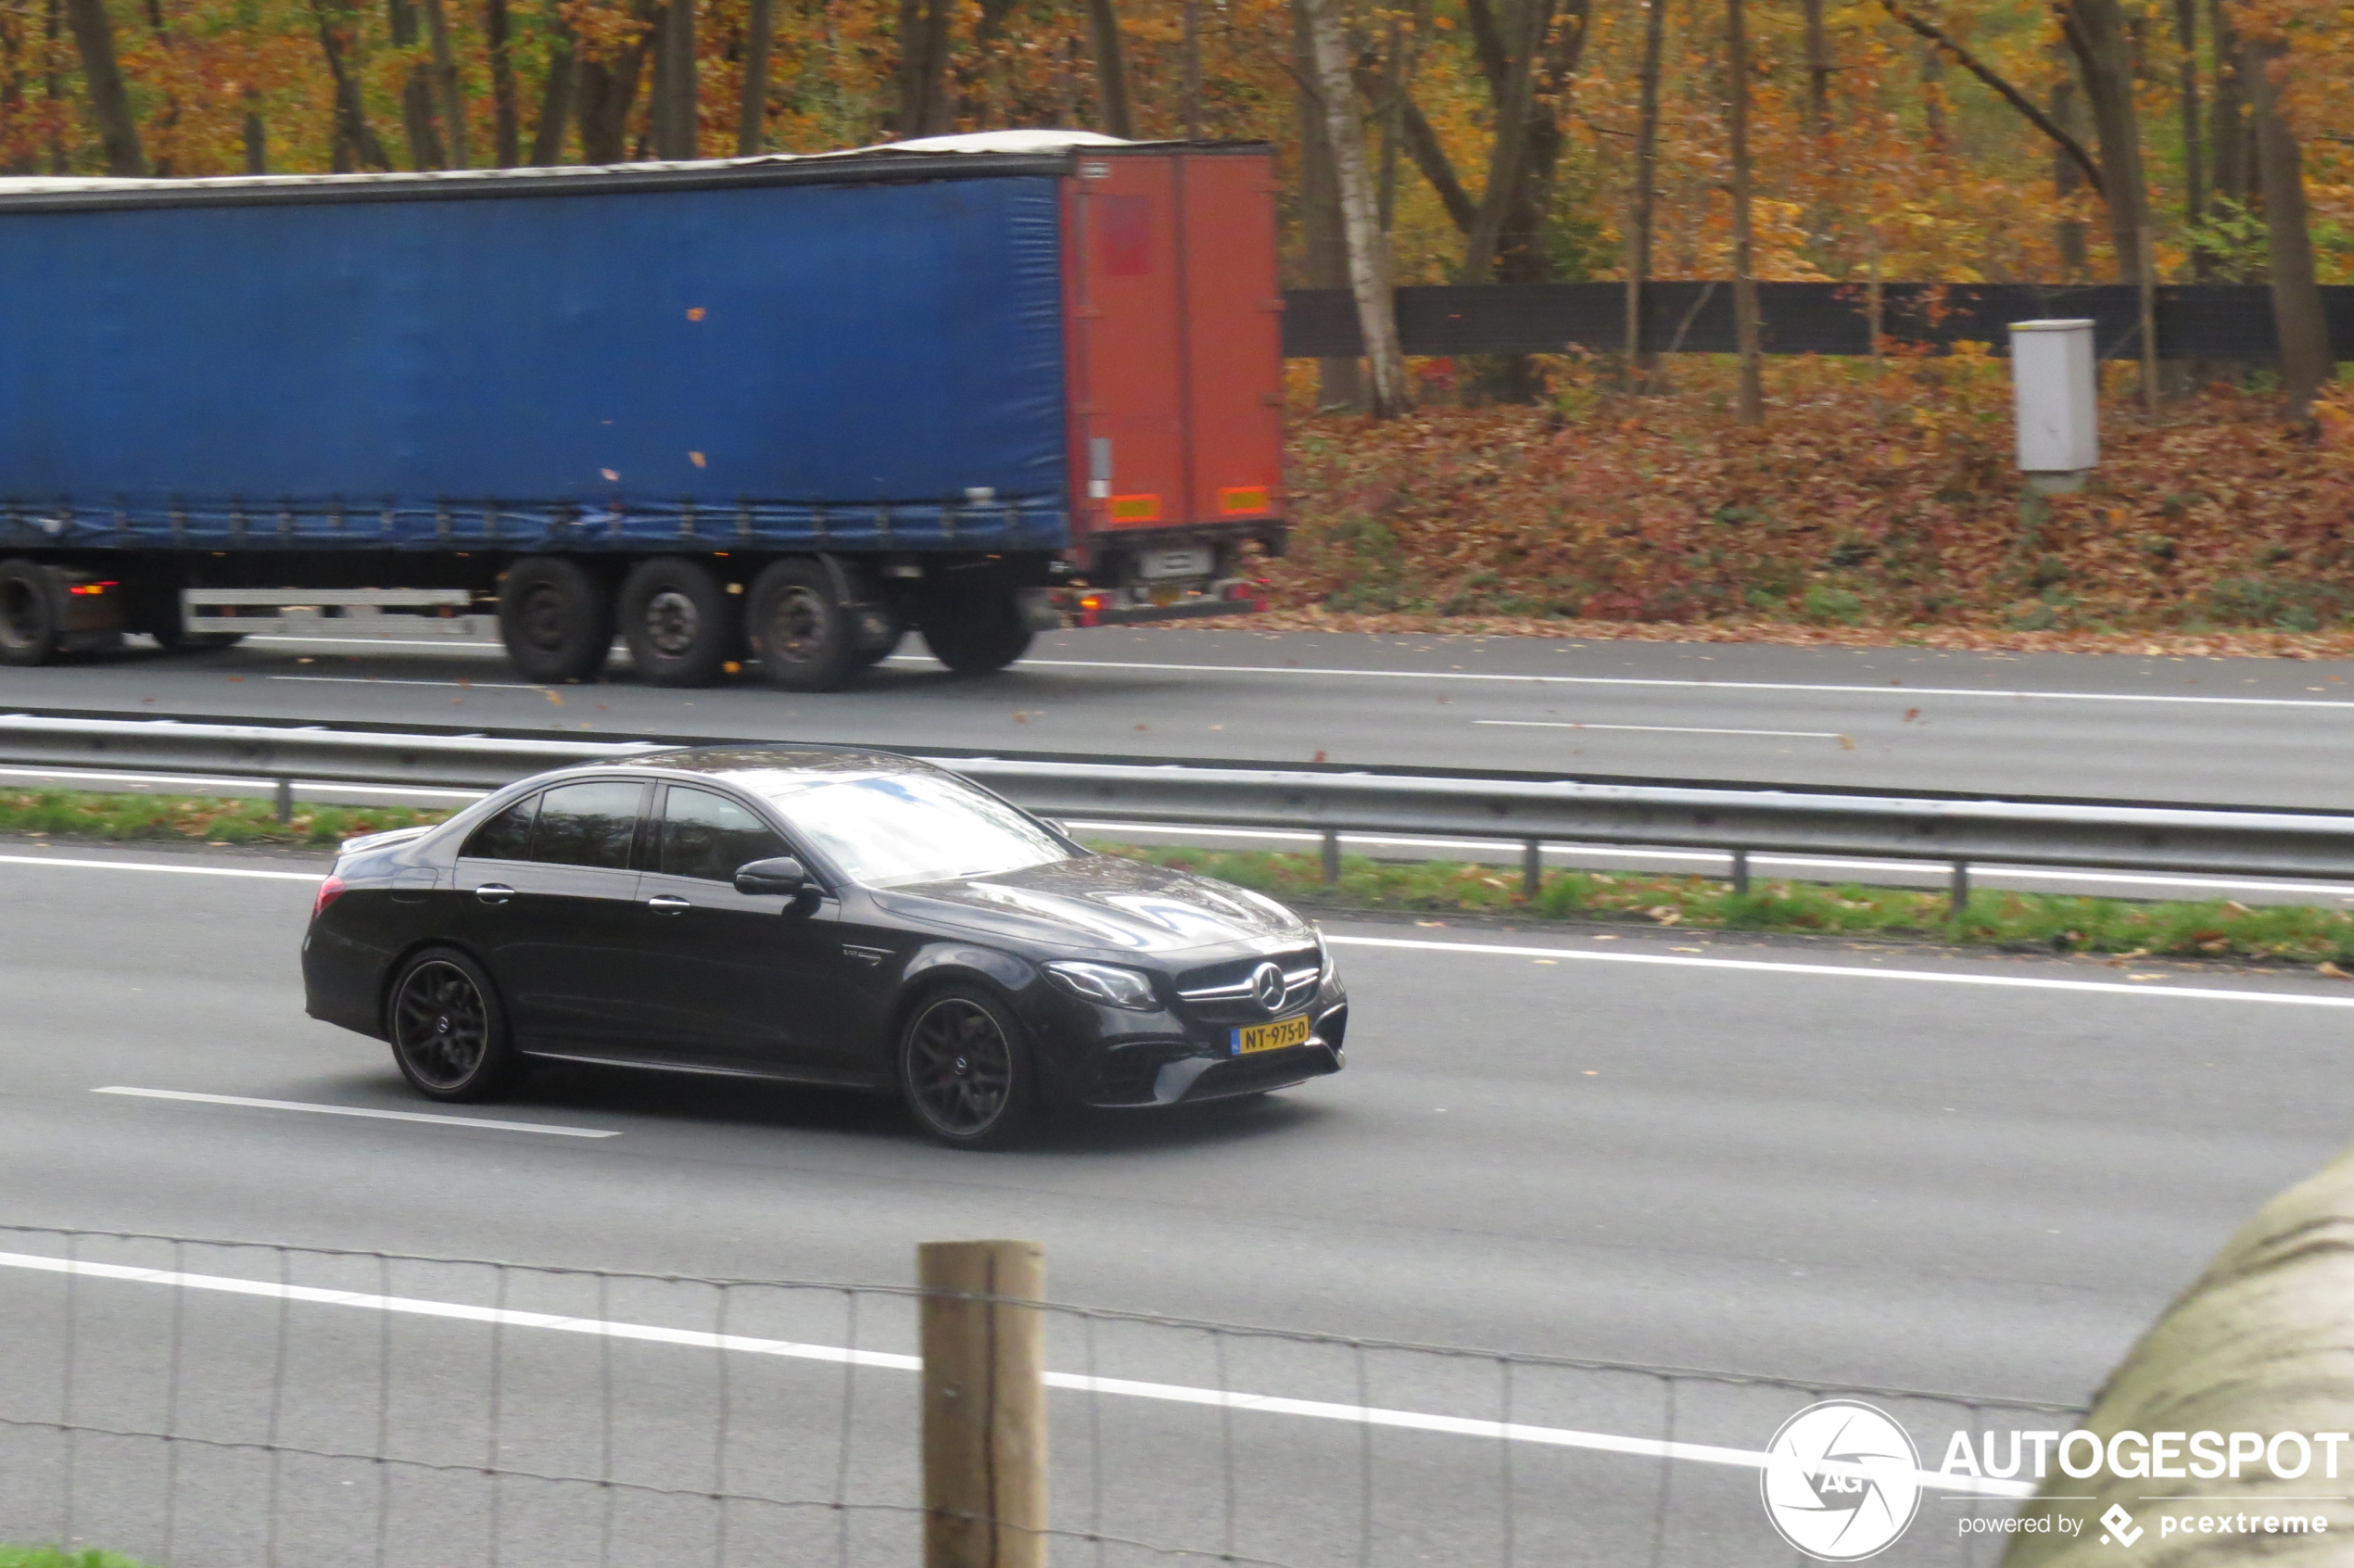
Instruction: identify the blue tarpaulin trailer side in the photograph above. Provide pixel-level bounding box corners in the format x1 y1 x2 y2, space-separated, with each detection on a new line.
0 137 1285 689
0 162 1070 551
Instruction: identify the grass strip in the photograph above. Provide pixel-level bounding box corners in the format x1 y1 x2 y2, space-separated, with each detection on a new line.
0 788 453 848
1088 841 2354 970
0 1549 155 1568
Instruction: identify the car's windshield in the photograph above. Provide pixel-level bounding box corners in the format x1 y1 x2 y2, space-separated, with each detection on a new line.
746 769 1073 888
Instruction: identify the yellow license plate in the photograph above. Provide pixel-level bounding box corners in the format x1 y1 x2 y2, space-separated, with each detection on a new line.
1233 1014 1313 1055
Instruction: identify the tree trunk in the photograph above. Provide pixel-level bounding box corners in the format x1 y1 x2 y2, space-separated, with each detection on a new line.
1296 0 1362 410
2245 36 2327 424
242 87 266 171
42 0 66 172
2172 0 2202 274
1920 40 1948 156
487 0 517 164
649 0 695 158
62 0 146 175
388 0 445 168
575 0 653 164
421 0 468 166
2057 0 2150 282
2207 0 2246 215
1084 0 1132 137
1308 0 1408 416
1726 0 1761 424
893 0 950 137
2051 67 2088 280
1458 0 1550 285
1624 0 1666 389
735 0 770 153
527 13 574 163
1181 0 1201 138
312 0 391 170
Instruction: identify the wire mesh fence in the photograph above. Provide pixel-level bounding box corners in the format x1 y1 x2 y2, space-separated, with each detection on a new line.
0 1223 2080 1567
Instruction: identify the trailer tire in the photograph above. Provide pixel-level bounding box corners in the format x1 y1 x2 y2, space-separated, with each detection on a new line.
0 560 61 666
920 588 1033 677
747 558 860 692
618 556 735 689
499 557 613 684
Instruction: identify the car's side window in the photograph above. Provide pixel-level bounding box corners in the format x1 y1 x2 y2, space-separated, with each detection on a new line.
463 791 539 861
528 780 644 870
659 786 787 883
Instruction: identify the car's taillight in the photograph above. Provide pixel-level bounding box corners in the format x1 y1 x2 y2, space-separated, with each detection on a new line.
310 875 347 919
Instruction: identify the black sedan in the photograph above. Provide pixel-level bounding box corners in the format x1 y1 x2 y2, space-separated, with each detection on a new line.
301 744 1347 1146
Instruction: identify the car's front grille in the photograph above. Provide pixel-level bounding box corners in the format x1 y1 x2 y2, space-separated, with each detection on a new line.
1172 946 1321 1023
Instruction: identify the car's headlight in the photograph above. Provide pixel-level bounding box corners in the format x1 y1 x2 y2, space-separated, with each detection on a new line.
1043 960 1160 1010
1312 924 1333 979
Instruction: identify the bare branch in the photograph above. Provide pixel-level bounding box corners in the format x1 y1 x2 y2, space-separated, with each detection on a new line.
1878 0 2104 191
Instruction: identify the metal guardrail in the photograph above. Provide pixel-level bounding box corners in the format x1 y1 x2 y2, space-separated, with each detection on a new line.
4 711 2354 904
3 713 2353 904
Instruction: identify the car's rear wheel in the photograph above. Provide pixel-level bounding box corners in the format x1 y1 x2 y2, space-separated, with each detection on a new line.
898 987 1038 1149
387 949 522 1102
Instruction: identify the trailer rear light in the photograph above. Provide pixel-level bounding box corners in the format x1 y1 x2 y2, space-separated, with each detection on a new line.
310 874 348 919
68 581 119 595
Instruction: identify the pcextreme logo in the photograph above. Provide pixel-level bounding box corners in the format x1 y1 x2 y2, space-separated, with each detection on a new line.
1762 1404 2346 1561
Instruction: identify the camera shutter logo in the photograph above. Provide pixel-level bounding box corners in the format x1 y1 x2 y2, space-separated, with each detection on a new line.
1761 1400 1924 1561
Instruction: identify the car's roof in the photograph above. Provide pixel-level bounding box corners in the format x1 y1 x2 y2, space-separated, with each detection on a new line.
599 743 935 780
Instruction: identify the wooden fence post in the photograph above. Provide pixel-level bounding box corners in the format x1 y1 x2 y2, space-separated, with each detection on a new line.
920 1239 1048 1568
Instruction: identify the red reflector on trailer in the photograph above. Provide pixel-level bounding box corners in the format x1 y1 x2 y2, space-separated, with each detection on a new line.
1106 495 1161 524
1218 487 1271 515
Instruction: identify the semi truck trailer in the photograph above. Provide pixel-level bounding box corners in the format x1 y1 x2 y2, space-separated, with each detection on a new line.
0 131 1284 689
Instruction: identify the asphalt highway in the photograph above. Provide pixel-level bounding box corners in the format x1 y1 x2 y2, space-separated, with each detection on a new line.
4 839 2350 1563
4 624 2354 806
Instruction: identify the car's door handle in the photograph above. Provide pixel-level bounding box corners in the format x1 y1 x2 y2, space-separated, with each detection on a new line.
647 894 691 915
474 883 515 905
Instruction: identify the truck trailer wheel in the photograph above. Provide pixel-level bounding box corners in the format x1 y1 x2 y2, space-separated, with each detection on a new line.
499 557 613 684
618 556 736 689
920 588 1033 677
0 560 59 665
747 559 859 692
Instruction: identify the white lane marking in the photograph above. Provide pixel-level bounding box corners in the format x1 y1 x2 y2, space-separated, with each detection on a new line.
953 654 2354 711
93 1086 620 1138
1325 934 2354 1006
0 764 484 801
270 674 541 690
1475 720 1845 739
0 852 321 881
0 1248 2032 1500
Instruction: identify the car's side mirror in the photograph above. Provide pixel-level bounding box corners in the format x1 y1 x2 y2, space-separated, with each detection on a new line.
734 855 809 897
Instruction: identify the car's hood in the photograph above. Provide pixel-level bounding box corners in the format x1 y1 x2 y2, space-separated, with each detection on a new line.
872 854 1308 955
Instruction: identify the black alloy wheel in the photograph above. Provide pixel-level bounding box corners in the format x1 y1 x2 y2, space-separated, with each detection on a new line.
387 950 521 1102
898 988 1037 1148
919 586 1033 677
618 555 736 688
747 557 860 692
498 556 614 683
0 559 60 666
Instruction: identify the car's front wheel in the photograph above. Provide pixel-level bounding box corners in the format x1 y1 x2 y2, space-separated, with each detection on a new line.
897 987 1038 1149
387 949 522 1103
